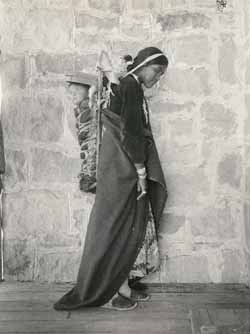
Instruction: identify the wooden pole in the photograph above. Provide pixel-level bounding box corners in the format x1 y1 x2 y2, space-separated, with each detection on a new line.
96 58 103 180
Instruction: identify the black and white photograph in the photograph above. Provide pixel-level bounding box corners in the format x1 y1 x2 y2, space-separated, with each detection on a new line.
0 0 250 333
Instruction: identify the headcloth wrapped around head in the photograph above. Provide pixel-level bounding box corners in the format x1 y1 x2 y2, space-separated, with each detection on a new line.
123 47 168 78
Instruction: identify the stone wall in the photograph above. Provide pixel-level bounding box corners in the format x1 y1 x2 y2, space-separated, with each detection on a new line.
0 0 249 284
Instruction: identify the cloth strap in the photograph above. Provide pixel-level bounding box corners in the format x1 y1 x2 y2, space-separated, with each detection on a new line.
123 53 164 78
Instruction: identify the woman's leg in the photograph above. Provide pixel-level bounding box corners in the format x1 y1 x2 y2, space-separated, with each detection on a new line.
119 278 149 301
102 280 136 311
119 279 131 298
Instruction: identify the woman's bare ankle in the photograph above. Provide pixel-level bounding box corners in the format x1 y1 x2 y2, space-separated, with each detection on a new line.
119 279 131 298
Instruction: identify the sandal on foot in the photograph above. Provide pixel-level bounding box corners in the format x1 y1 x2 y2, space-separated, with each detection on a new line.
102 294 138 311
119 289 150 302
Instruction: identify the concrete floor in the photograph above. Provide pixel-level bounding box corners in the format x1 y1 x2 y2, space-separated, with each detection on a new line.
0 282 250 333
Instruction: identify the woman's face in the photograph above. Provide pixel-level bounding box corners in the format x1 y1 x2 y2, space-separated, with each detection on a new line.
139 64 167 88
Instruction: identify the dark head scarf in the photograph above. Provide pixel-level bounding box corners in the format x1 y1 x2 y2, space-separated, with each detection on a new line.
124 47 168 78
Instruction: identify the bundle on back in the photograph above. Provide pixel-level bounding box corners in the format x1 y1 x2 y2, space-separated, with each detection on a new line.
74 98 97 193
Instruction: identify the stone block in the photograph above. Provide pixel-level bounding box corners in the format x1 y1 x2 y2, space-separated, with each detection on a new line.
30 78 67 91
35 251 81 282
161 241 194 259
151 100 195 115
72 0 88 7
0 6 25 51
190 202 237 240
166 168 209 207
161 255 211 283
5 149 28 190
75 53 99 72
169 119 193 138
35 252 62 282
30 93 64 143
218 11 236 29
4 239 35 281
69 192 95 246
167 0 188 7
13 9 73 52
201 101 237 138
157 12 211 31
41 233 81 249
166 35 211 66
193 0 215 8
4 190 70 246
245 94 250 136
1 94 33 142
70 190 94 211
71 209 88 236
69 212 89 247
74 32 104 53
30 148 80 184
160 241 194 259
246 57 250 85
120 16 151 40
0 0 22 7
1 55 27 91
201 140 215 163
160 213 186 235
34 53 75 74
244 203 250 252
47 0 72 7
246 168 250 194
217 153 242 189
149 115 164 134
218 34 237 84
163 68 210 96
89 0 122 13
245 145 250 162
22 0 47 7
75 12 118 31
245 252 250 284
66 106 78 143
221 249 243 283
58 251 82 282
110 40 146 59
244 2 250 36
130 0 161 10
193 242 223 252
200 326 218 334
163 142 199 166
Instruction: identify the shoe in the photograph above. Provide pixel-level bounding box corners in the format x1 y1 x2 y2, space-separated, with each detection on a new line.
128 278 148 291
119 289 150 302
102 294 138 311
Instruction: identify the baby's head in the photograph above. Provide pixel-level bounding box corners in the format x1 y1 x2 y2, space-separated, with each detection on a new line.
66 73 97 108
68 83 89 107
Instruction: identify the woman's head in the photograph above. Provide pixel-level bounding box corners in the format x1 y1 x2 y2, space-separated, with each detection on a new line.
125 47 168 88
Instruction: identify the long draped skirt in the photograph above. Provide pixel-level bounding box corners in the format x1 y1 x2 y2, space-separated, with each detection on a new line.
54 109 167 310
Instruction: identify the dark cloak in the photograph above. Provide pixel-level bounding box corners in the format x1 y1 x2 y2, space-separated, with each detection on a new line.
54 109 167 310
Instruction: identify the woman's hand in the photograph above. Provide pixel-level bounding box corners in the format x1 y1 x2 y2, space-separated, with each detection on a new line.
137 176 147 200
135 164 147 200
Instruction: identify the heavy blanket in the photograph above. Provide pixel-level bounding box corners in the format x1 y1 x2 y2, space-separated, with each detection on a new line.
54 109 167 309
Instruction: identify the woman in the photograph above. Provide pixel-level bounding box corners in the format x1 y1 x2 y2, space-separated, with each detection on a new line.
54 47 168 311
